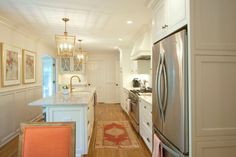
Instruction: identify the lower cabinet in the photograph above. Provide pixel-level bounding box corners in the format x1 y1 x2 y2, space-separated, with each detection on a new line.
46 97 94 157
139 98 153 152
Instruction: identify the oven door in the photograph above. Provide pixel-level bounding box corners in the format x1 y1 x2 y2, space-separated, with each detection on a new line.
129 100 139 132
130 101 139 123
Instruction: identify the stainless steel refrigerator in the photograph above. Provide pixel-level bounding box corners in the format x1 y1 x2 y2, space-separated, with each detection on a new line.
152 29 189 157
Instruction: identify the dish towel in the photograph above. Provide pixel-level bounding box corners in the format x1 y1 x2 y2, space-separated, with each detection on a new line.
152 134 163 157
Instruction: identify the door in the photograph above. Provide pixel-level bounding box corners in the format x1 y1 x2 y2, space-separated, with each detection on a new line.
168 0 186 30
115 61 120 103
104 60 120 104
42 56 56 98
162 30 188 153
152 42 164 133
154 129 188 157
86 60 105 102
153 0 168 41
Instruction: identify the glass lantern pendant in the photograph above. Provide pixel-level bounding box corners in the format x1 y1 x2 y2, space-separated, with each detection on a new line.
55 18 76 57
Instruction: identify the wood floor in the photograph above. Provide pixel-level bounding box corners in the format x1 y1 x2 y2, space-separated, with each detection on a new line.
0 104 151 157
85 104 151 157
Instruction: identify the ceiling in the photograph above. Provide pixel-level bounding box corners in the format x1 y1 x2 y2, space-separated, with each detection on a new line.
0 0 151 52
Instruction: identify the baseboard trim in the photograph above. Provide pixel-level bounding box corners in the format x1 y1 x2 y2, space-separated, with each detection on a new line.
0 113 43 148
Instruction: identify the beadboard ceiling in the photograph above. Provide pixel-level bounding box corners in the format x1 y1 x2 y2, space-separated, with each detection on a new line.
0 0 151 52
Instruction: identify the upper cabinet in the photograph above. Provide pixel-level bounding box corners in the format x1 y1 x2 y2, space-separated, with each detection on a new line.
152 0 187 43
60 56 85 74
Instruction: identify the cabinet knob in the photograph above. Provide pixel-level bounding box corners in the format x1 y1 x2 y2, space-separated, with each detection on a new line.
146 122 150 126
144 106 147 109
147 138 150 143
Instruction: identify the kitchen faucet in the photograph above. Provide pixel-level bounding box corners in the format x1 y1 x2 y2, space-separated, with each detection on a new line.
70 75 81 93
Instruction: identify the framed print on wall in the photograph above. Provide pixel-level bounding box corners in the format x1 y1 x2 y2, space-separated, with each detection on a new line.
1 43 21 86
22 49 36 84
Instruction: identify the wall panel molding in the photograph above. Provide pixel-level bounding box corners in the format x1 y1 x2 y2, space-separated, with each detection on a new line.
196 140 236 157
193 0 236 51
0 85 42 148
194 55 236 137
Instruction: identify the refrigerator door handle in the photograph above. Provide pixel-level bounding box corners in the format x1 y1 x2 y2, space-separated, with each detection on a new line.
156 53 164 118
161 142 181 157
163 54 168 120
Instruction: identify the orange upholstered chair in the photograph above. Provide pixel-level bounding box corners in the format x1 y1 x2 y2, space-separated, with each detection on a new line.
18 122 75 157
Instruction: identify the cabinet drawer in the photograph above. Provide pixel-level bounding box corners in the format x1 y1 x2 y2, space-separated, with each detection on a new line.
140 114 152 132
140 99 152 115
140 125 152 151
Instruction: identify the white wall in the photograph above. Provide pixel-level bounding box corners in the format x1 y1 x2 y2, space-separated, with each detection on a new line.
0 18 55 147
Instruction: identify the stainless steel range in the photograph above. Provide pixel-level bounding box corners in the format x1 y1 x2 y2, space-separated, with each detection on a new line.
129 88 152 133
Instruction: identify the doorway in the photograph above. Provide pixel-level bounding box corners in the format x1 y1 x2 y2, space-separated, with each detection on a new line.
42 56 56 97
86 53 120 104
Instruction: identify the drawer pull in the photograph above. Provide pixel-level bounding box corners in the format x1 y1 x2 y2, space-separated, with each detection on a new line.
88 121 90 125
147 138 150 143
144 106 147 109
146 122 150 126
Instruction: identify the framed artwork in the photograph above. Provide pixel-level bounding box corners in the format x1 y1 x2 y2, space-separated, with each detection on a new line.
1 43 21 86
22 49 36 84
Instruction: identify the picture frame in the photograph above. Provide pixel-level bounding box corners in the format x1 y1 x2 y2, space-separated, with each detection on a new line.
1 43 21 86
22 49 36 84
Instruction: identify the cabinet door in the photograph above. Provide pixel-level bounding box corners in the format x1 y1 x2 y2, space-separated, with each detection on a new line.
60 57 71 72
46 107 86 156
168 0 187 31
152 0 168 42
73 56 85 73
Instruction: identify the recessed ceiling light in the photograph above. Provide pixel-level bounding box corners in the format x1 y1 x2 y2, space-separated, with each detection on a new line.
118 38 123 41
127 20 133 24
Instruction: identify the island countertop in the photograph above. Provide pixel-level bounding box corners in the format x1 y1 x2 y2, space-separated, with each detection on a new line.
29 87 96 107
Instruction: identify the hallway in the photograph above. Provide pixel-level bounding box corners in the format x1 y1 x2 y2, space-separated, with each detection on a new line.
86 104 151 157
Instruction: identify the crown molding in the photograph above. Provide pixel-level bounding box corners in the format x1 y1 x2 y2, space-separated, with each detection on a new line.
0 15 55 50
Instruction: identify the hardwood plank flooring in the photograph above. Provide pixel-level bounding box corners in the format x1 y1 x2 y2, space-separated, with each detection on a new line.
0 137 18 157
0 103 151 157
85 104 151 157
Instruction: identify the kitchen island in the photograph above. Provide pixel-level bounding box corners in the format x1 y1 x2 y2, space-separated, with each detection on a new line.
29 87 96 157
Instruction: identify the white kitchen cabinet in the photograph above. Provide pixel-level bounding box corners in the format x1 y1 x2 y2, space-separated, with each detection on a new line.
152 0 187 42
46 97 94 157
167 0 186 33
60 56 85 74
152 0 168 42
139 98 152 152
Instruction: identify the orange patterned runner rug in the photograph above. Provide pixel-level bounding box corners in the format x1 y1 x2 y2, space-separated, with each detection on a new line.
95 121 139 149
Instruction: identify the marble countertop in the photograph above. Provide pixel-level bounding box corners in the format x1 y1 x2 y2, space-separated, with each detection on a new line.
123 86 152 104
29 87 96 107
139 94 152 104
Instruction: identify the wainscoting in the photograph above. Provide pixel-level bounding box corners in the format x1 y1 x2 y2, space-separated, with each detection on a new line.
0 85 42 147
